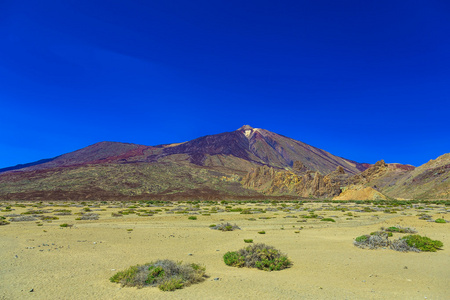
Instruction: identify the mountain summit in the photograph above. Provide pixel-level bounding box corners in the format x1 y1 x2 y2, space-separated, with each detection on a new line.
157 125 366 174
237 125 254 131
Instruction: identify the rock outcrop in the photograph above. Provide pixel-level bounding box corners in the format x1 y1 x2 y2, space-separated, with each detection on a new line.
241 163 351 198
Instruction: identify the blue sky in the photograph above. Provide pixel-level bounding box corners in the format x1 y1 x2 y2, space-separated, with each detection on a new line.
1 0 449 168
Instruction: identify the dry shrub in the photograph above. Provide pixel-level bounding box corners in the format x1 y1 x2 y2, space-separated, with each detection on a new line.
9 215 38 222
110 259 206 291
210 222 240 231
354 232 443 252
77 213 99 220
224 243 291 271
354 233 390 250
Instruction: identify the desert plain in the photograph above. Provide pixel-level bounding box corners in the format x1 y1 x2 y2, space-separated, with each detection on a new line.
1 200 449 300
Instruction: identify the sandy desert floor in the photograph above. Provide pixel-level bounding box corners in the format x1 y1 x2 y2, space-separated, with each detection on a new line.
0 201 449 300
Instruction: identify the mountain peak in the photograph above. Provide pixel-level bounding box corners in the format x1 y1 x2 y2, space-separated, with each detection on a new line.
237 125 254 131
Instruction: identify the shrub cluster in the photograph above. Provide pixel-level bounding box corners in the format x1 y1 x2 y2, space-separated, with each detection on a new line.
110 260 206 291
210 222 240 231
223 243 291 271
354 232 443 252
401 235 443 252
9 215 37 222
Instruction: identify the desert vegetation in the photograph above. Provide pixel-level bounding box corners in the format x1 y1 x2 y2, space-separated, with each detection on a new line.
210 222 240 231
110 260 207 291
0 199 448 298
354 227 443 252
223 243 291 271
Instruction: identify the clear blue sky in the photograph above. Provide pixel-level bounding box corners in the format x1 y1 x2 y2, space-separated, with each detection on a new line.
1 0 449 168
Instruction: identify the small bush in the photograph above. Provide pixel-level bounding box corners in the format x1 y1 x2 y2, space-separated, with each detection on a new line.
40 216 59 221
110 260 206 291
371 231 392 237
402 235 443 252
435 218 446 223
389 238 420 252
320 218 335 222
244 239 253 243
354 233 390 249
223 243 291 271
77 213 99 220
54 209 72 216
223 251 245 267
60 223 71 227
159 277 183 291
0 220 10 226
384 226 417 234
355 235 369 243
210 222 240 231
9 216 37 222
258 231 266 234
188 216 197 220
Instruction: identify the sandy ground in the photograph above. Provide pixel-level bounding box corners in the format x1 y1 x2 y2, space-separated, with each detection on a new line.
0 202 449 300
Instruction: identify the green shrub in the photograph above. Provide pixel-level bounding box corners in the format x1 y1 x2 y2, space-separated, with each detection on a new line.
320 218 335 222
223 243 291 271
355 235 369 242
188 216 197 220
402 235 443 252
223 251 245 267
244 239 253 243
210 223 240 231
258 231 266 234
384 226 416 234
110 260 206 291
159 277 183 291
110 265 140 286
147 266 165 284
60 223 70 227
40 216 59 221
435 218 446 223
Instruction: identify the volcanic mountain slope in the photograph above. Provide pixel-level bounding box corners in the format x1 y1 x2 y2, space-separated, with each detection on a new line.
0 162 261 201
1 125 366 175
0 141 151 173
379 154 450 199
335 156 449 200
157 125 366 175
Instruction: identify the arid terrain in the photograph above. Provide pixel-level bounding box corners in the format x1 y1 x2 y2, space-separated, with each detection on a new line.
1 200 448 299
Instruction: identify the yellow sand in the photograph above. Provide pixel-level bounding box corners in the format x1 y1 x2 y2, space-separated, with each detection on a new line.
0 203 448 300
334 186 388 201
